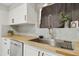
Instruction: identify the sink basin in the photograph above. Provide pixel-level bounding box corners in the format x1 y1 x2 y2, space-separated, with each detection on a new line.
30 39 55 46
30 39 49 44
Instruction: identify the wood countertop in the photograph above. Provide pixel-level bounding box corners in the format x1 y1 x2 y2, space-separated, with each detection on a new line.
2 35 79 56
3 35 37 42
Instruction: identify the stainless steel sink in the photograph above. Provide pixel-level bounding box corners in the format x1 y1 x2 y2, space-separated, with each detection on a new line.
30 39 49 44
30 38 55 46
30 39 73 50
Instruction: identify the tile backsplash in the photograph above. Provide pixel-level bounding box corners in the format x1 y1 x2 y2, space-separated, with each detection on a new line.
35 28 49 38
35 28 79 41
2 24 79 41
53 28 78 41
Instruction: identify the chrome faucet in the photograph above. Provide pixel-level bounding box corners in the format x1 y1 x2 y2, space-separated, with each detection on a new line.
48 14 55 39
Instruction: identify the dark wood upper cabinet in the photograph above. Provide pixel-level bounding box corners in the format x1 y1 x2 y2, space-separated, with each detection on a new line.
72 3 79 21
40 3 79 28
55 3 66 28
65 4 72 18
40 6 51 28
40 3 66 28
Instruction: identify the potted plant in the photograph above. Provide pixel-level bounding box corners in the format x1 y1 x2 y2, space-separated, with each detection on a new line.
7 30 14 36
60 12 71 28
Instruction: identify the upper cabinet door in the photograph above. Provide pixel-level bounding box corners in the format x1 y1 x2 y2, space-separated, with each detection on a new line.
9 4 27 25
24 44 40 56
15 4 27 24
53 3 66 28
27 4 37 24
9 3 37 25
40 3 79 28
40 4 57 28
40 3 66 28
65 3 72 20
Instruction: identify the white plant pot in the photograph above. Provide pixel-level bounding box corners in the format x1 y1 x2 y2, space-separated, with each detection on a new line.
64 20 69 28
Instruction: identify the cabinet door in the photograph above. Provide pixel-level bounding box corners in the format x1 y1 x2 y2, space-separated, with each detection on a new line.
0 46 2 56
27 4 37 24
24 44 39 56
0 39 3 56
15 4 27 24
65 3 72 18
10 40 23 56
65 3 72 27
40 3 66 28
40 5 53 28
53 3 66 28
2 44 10 56
9 8 16 25
2 38 10 56
9 4 27 25
72 3 79 21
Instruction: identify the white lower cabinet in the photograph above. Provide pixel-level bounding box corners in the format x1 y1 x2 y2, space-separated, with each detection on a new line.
0 39 2 56
2 38 10 56
24 44 62 56
0 45 2 56
41 51 62 56
24 44 39 56
2 37 23 56
10 40 23 56
1 37 63 56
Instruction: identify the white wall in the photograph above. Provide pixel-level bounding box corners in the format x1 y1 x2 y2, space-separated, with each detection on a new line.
0 7 8 37
0 5 8 56
0 4 9 25
0 5 8 35
0 10 8 25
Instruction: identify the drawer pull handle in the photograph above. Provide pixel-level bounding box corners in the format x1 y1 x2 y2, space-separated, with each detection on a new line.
8 49 10 55
24 15 26 21
12 18 14 23
38 51 40 56
42 52 44 56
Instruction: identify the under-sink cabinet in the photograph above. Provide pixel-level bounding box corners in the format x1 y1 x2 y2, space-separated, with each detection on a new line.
24 44 62 56
24 44 39 56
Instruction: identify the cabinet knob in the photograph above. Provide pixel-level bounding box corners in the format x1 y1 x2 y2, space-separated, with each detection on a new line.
42 52 44 56
12 18 14 23
24 15 26 21
4 42 7 45
38 51 40 56
8 49 10 55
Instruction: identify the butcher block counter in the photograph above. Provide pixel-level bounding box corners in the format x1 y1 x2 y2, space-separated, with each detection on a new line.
2 35 79 56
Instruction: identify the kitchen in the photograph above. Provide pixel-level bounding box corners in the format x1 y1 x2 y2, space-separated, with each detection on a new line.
0 3 79 56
